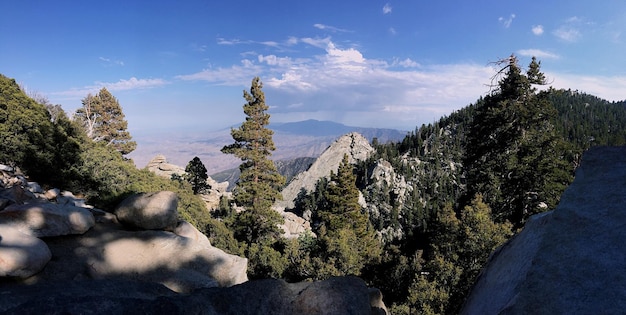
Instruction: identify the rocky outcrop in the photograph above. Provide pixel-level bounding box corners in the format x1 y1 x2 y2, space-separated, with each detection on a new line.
276 132 374 210
0 166 248 292
146 154 185 178
114 191 179 230
364 159 410 242
146 155 232 211
0 276 387 315
461 146 626 315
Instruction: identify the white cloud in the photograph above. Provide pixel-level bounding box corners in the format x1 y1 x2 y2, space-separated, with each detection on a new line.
101 77 167 91
216 38 247 45
553 27 581 42
176 39 506 129
517 49 560 60
498 14 516 28
548 72 626 102
392 58 420 68
532 25 544 36
176 59 263 86
552 16 589 43
258 54 292 67
383 3 392 15
389 27 397 35
301 37 332 49
99 56 124 66
313 23 351 33
52 77 169 99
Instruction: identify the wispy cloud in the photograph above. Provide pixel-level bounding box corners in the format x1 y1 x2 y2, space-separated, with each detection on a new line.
383 3 392 15
313 23 351 33
498 14 516 28
532 25 544 36
99 56 124 66
517 49 560 60
176 59 263 86
388 27 397 35
53 77 169 99
392 58 420 68
548 72 626 102
553 27 581 42
217 37 299 49
176 38 495 129
553 16 587 42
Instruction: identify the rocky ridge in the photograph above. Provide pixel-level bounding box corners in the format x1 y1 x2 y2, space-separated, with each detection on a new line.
461 146 626 314
276 132 375 210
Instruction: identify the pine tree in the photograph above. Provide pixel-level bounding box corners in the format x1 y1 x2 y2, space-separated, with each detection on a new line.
312 154 382 277
74 88 136 155
184 156 210 194
221 77 285 245
465 55 572 226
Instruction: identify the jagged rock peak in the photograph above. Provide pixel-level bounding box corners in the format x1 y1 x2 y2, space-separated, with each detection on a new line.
276 132 374 211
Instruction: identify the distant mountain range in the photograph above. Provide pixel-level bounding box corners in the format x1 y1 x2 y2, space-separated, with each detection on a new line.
129 119 408 175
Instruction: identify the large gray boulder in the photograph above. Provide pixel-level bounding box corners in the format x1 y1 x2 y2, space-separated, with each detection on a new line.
36 220 247 293
114 191 178 230
462 146 626 315
0 203 95 237
0 225 51 278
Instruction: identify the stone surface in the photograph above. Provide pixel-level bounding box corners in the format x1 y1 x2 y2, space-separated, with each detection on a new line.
145 154 186 179
462 146 626 315
0 203 95 237
279 211 312 238
276 132 374 211
114 191 178 230
0 276 387 315
0 224 51 278
35 221 247 293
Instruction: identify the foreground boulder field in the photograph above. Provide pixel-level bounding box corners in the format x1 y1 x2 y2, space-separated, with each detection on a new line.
0 165 387 314
462 146 626 314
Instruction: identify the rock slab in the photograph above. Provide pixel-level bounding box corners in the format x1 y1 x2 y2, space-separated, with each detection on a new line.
114 191 178 230
0 203 95 237
462 146 626 315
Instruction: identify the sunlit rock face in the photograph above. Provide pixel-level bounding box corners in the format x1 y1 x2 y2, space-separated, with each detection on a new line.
277 132 374 210
462 146 626 315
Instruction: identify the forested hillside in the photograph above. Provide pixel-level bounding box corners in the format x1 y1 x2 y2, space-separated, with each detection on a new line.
3 56 626 315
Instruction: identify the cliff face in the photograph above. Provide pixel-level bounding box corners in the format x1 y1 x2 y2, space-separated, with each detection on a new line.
462 146 626 314
276 132 374 210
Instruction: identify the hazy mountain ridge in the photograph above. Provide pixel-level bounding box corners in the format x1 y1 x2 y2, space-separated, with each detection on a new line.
129 120 407 174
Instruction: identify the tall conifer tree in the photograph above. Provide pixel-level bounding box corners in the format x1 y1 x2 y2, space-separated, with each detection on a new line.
185 156 210 194
75 88 136 155
221 77 285 245
465 55 572 226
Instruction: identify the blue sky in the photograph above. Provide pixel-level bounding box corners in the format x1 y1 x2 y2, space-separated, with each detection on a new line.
2 0 626 134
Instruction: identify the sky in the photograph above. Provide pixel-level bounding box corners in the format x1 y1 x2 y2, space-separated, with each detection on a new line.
2 0 626 134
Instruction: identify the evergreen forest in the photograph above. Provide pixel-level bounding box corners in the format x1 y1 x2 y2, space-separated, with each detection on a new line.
2 56 626 314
